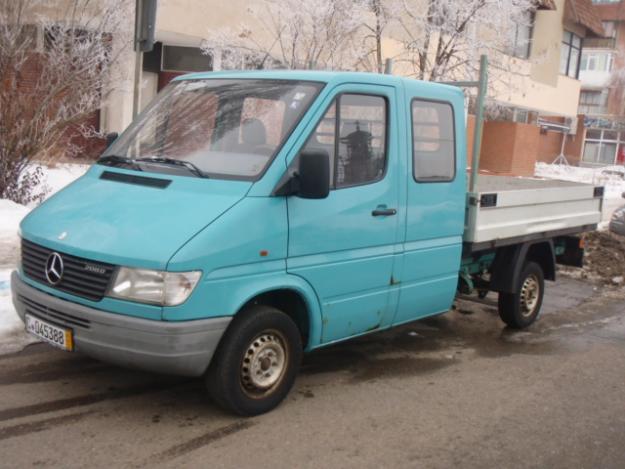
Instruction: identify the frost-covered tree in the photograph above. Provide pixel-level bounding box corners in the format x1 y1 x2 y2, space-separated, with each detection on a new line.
396 0 538 82
201 0 373 71
203 0 541 83
0 0 132 203
357 0 401 73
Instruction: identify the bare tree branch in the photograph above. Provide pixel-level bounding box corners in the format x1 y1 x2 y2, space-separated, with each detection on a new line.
0 0 132 203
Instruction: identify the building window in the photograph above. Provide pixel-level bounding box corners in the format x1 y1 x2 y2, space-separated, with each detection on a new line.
11 24 38 50
44 26 92 52
582 129 623 165
580 52 614 72
602 21 617 39
412 100 455 182
512 109 531 124
508 11 534 59
579 90 609 115
162 45 212 72
560 31 582 78
585 21 617 48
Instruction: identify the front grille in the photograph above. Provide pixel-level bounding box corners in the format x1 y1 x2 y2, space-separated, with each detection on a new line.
19 294 91 329
21 239 115 301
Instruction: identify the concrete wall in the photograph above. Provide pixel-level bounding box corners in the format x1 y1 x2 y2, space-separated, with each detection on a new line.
485 0 584 118
530 0 565 87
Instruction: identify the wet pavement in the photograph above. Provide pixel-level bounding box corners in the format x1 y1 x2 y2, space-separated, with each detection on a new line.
1 276 624 468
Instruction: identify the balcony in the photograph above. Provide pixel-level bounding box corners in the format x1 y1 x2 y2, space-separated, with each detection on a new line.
580 70 612 87
584 37 617 49
578 104 609 116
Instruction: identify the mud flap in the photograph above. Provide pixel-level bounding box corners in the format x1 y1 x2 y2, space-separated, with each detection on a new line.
556 236 585 268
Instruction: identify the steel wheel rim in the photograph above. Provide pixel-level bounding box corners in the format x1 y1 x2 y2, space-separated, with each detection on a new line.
240 330 288 398
520 274 540 317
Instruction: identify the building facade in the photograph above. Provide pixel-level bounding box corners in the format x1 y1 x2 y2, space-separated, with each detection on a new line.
17 0 606 171
578 0 625 166
469 0 605 175
98 0 606 176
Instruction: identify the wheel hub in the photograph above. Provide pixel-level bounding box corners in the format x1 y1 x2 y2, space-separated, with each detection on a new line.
241 332 286 393
520 274 540 317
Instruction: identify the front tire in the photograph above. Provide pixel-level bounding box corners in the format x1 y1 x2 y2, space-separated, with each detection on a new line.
205 305 302 416
498 261 544 329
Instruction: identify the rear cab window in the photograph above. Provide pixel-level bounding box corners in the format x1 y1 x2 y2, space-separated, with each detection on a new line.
411 99 455 182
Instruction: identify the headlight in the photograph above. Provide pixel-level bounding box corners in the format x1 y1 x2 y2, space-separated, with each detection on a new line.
109 268 201 306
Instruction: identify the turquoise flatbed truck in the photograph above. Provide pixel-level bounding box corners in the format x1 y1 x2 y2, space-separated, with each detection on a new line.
11 70 603 415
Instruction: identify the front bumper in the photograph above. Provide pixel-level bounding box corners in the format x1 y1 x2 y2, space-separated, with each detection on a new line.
11 271 231 377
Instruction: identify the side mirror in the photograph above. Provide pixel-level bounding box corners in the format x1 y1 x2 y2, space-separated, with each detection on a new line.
105 132 119 149
297 150 330 199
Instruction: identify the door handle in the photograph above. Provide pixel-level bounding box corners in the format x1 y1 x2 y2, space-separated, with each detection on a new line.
372 208 397 217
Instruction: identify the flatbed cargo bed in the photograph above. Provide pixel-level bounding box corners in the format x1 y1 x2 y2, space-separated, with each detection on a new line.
464 175 603 251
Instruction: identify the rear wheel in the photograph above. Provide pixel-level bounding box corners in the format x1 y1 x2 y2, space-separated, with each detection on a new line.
205 305 302 416
498 261 544 329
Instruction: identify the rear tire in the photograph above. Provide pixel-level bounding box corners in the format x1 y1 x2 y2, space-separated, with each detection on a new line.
498 261 544 329
205 305 302 416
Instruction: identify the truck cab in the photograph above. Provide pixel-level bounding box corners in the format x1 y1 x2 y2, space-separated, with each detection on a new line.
11 71 599 415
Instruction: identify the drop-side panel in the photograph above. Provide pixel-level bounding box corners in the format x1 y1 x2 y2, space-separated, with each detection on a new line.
464 176 603 245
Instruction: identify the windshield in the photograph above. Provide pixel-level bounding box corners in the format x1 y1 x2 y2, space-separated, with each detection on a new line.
102 79 323 180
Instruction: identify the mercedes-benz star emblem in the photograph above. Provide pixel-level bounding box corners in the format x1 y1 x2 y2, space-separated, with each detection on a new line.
45 252 64 285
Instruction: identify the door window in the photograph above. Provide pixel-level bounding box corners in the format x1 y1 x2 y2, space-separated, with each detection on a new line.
337 95 387 188
299 94 387 189
412 100 455 182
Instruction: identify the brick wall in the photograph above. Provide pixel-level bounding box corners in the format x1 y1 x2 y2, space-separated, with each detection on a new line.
158 71 186 91
478 121 540 176
466 114 586 177
466 114 476 168
15 52 104 160
536 116 585 166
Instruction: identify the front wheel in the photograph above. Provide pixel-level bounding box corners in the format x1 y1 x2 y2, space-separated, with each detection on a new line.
498 261 545 329
205 305 302 416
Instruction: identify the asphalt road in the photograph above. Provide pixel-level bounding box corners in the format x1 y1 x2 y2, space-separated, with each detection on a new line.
1 277 625 469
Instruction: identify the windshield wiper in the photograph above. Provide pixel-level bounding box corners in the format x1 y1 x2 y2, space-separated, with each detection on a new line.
136 157 209 178
98 155 143 171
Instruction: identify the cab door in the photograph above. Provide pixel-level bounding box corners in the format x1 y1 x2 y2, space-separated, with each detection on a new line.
286 85 402 343
392 93 466 325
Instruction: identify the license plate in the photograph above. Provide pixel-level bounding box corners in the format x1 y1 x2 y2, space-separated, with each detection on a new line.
25 314 74 351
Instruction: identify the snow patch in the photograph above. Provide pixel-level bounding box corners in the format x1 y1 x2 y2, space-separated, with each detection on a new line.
0 269 38 354
0 199 30 268
535 163 625 200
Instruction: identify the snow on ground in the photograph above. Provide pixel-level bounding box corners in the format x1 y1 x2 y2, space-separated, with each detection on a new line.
0 199 30 269
0 269 38 354
535 162 625 199
0 163 88 353
535 162 625 228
